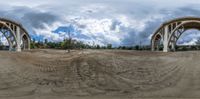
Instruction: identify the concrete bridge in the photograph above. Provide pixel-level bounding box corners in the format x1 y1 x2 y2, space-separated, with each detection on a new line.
151 17 200 52
0 18 30 52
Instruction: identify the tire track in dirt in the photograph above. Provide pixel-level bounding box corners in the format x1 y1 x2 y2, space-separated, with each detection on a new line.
0 50 198 98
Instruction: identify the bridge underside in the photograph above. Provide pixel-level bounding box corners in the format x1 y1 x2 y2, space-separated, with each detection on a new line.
151 17 200 52
0 18 30 51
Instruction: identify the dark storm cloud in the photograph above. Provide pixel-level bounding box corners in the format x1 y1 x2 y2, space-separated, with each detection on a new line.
120 6 200 46
0 6 61 39
124 19 163 45
174 7 200 16
22 12 59 29
110 20 121 31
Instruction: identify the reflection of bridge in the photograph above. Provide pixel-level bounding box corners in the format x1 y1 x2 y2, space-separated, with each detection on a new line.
0 18 30 52
151 17 200 52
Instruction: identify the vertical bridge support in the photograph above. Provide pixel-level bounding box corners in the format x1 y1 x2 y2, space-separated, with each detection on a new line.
163 25 169 52
16 26 21 52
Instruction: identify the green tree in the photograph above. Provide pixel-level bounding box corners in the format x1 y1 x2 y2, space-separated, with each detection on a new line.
30 38 37 49
96 45 100 49
122 46 126 50
107 44 112 49
135 45 139 50
44 39 48 44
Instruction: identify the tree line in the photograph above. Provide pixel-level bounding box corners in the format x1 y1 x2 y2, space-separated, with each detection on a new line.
28 36 200 52
30 38 151 51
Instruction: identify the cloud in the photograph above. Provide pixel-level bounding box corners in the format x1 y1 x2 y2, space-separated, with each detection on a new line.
177 30 200 45
53 17 126 46
22 12 60 29
42 3 200 46
33 22 64 42
0 0 199 46
179 38 197 45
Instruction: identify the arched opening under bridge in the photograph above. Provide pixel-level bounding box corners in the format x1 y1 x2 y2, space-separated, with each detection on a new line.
151 17 200 52
0 18 30 51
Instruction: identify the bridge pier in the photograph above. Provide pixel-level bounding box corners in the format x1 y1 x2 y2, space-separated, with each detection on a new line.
171 42 176 52
151 40 155 51
16 26 21 52
163 25 169 52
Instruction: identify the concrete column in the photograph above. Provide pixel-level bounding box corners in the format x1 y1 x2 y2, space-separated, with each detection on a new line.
151 40 155 51
9 45 12 51
171 23 173 32
171 41 175 52
163 25 169 52
172 43 176 51
28 38 31 50
171 36 176 51
16 26 21 52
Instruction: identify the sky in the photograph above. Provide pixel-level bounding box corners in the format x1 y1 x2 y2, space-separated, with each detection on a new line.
0 0 200 46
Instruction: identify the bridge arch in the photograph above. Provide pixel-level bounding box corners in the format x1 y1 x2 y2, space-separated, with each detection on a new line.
0 18 30 51
21 34 30 50
151 17 200 52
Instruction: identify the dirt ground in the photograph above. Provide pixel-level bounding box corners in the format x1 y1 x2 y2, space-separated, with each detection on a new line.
0 49 199 99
